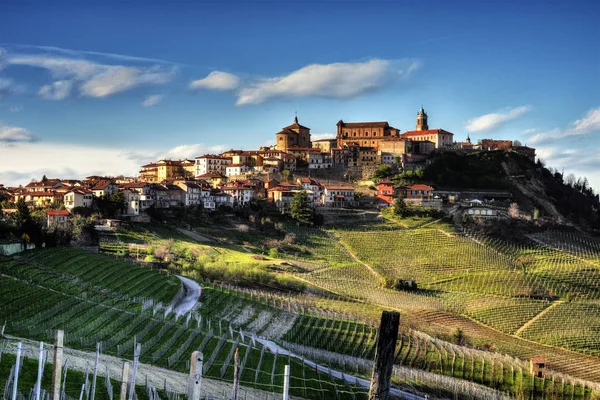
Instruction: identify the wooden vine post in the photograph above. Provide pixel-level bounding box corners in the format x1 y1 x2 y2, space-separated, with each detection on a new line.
51 330 64 400
368 311 400 400
187 351 203 400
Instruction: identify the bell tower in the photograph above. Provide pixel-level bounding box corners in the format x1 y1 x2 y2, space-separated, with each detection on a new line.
416 106 428 131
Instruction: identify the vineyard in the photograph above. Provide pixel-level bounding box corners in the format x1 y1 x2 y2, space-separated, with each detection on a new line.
2 215 600 399
283 217 600 383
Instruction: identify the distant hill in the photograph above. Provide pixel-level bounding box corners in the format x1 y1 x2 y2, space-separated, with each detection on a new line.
423 151 600 230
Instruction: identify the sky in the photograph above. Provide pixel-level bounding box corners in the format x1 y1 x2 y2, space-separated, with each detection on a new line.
0 0 599 190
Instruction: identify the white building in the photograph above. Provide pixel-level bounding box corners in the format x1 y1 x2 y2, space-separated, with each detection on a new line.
63 189 93 210
322 185 356 207
225 164 251 177
222 182 257 207
122 189 141 215
195 155 231 176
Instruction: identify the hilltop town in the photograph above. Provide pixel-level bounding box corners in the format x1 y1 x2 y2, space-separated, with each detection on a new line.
0 107 539 225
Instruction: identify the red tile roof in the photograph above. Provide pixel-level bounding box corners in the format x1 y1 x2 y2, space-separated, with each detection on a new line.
404 184 434 191
401 129 454 137
47 209 70 216
337 120 391 128
324 185 355 190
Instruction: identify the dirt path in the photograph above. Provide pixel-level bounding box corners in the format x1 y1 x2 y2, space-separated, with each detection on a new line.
3 335 299 400
329 232 385 283
176 228 212 243
514 300 563 337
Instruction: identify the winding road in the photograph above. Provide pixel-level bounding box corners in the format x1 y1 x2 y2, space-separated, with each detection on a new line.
172 276 202 316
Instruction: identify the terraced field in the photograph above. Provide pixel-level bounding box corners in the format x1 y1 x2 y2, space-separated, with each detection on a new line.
0 248 375 400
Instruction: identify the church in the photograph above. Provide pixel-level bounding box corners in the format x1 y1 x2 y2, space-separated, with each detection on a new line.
335 120 400 151
275 116 312 152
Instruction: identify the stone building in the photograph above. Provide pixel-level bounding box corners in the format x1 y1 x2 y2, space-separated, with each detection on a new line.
275 116 312 152
336 120 400 150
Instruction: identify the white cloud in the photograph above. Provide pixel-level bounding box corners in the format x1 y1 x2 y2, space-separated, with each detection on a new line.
528 128 562 144
565 107 600 137
190 71 241 91
38 80 73 100
236 58 419 105
6 52 176 99
160 144 227 160
529 106 600 145
536 145 600 192
8 105 23 113
142 94 163 107
310 133 337 142
0 122 36 142
0 142 229 187
80 66 174 98
465 106 531 133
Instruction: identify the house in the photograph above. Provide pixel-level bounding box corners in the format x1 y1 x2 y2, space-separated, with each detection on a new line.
47 209 70 228
122 188 141 215
312 138 337 153
174 180 203 206
261 157 284 172
308 151 332 169
268 187 296 213
26 191 62 207
282 154 297 171
225 164 251 177
222 180 258 207
196 171 228 188
90 180 118 198
322 185 356 207
297 178 323 206
358 147 378 166
398 184 435 200
25 179 62 192
63 189 93 210
121 182 155 211
377 179 397 205
195 155 232 176
154 184 183 208
529 357 546 378
139 162 159 182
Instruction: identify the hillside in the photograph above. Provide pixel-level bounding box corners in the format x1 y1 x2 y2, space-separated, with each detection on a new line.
423 151 600 230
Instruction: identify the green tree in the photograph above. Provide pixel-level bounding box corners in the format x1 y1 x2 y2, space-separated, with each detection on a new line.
393 196 408 217
374 164 391 178
290 190 313 225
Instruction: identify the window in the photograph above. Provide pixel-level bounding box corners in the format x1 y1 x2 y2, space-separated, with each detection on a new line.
353 132 356 137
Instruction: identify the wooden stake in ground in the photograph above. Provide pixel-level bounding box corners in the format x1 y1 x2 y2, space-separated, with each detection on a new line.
232 348 240 400
119 362 130 400
51 331 64 400
368 311 400 400
187 351 203 400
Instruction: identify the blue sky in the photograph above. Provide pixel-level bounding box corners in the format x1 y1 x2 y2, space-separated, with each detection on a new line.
0 0 599 189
